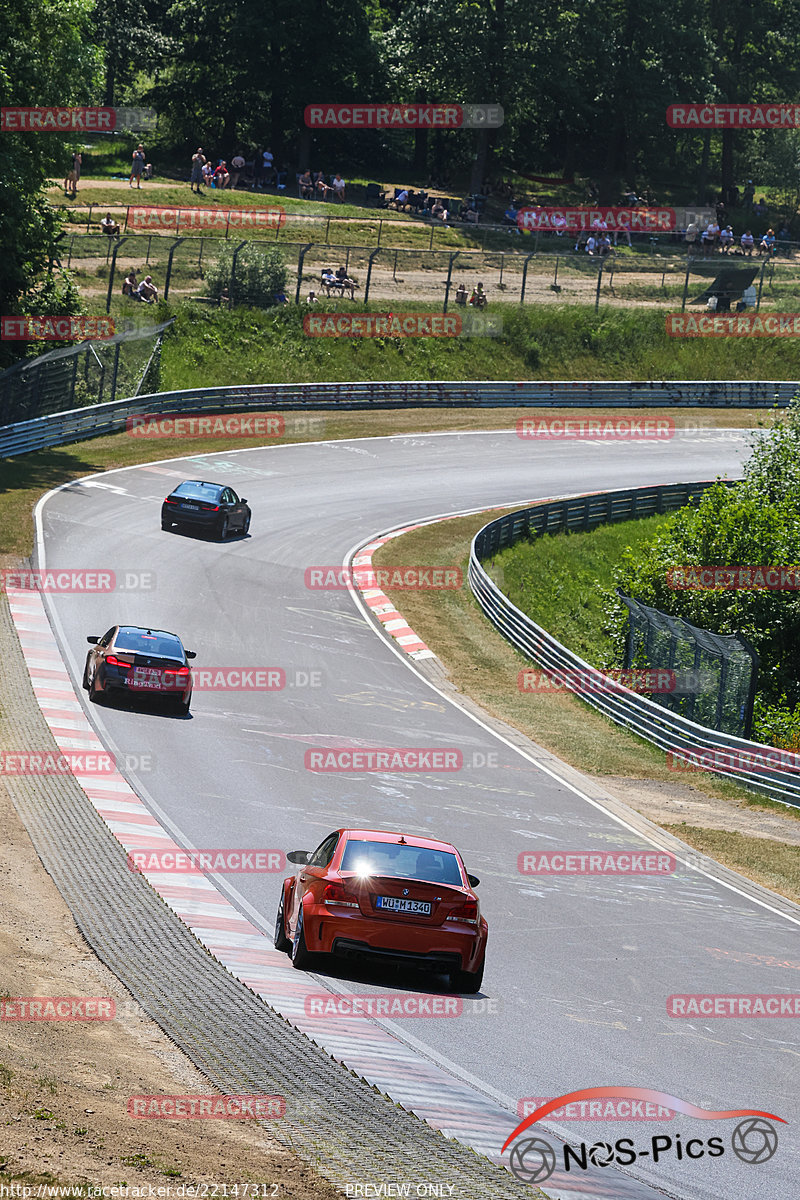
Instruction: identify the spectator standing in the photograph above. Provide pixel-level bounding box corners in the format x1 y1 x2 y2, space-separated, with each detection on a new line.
129 144 146 188
229 153 245 189
743 180 755 211
684 220 699 253
701 220 720 255
261 147 274 188
64 153 80 198
190 148 205 193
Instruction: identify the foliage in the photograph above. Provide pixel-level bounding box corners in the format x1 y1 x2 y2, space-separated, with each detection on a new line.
607 399 800 741
204 243 288 308
0 0 101 366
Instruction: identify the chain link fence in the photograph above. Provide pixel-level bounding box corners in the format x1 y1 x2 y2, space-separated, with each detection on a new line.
51 231 800 317
0 320 171 425
618 593 759 738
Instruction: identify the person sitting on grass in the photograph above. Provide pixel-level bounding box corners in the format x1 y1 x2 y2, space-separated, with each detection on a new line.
740 229 754 256
332 173 346 202
299 170 314 199
306 289 318 304
101 213 121 238
122 270 140 299
137 275 158 303
454 283 468 305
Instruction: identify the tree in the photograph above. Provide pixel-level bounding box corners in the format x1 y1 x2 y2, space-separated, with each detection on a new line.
0 0 101 366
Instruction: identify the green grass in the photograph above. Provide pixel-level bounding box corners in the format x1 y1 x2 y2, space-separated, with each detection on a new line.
154 302 800 390
487 514 672 668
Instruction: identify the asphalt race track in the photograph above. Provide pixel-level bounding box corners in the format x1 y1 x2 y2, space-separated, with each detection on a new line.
34 429 799 1200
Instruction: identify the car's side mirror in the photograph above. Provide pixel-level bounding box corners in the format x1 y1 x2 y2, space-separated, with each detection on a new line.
467 874 480 888
87 636 99 645
240 498 248 505
185 650 197 659
287 850 311 865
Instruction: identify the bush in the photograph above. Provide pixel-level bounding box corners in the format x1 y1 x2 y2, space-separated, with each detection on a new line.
205 244 288 308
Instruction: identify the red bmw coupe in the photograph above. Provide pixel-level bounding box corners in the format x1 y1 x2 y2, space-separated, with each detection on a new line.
275 828 488 993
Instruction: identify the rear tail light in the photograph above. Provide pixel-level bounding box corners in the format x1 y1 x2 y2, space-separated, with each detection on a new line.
164 496 178 505
323 882 358 908
105 655 132 670
445 899 479 925
199 502 220 511
170 666 190 679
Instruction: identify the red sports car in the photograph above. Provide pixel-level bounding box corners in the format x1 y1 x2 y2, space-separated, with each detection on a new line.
274 828 488 993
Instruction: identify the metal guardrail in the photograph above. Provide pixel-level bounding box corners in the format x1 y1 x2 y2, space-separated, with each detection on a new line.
1 379 797 458
469 482 800 807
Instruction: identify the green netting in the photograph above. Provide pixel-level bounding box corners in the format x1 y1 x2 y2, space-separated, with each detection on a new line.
618 592 758 737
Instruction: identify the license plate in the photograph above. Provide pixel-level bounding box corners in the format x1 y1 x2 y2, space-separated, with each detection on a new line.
181 503 200 510
376 896 431 915
131 667 163 689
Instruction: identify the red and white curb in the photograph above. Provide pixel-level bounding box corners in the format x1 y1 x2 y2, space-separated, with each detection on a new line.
352 532 436 660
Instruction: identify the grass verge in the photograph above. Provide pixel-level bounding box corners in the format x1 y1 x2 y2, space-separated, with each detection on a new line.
370 508 800 903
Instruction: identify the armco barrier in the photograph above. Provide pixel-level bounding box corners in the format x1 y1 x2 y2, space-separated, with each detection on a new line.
1 378 797 458
468 482 800 808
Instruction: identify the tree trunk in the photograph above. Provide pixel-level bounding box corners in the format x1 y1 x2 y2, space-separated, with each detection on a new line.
721 129 734 200
696 131 711 204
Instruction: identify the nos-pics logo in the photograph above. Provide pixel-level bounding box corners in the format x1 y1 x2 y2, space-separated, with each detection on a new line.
503 1087 783 1185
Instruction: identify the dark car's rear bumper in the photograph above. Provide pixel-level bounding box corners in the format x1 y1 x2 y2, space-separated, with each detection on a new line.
331 937 462 973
